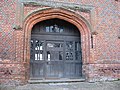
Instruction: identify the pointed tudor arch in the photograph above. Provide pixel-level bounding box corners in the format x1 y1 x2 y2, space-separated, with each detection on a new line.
23 8 92 80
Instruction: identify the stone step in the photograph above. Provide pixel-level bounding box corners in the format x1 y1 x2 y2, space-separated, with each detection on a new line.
28 78 85 84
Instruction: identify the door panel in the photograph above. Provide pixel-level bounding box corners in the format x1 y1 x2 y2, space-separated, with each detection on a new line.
32 63 44 78
46 61 64 78
45 41 64 78
30 39 45 79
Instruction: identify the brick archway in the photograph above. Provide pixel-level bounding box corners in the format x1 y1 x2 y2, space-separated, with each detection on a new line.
23 8 91 81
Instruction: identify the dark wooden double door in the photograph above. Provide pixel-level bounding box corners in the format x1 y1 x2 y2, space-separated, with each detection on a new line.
30 19 82 79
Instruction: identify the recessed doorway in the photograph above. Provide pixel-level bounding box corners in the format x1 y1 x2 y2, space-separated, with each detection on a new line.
30 19 82 80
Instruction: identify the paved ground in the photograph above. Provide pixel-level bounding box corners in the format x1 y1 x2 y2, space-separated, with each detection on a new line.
0 81 120 90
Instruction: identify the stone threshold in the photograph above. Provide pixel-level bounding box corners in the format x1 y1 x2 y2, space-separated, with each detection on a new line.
28 78 85 84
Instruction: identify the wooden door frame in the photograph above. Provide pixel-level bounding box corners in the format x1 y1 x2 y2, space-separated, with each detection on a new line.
23 8 92 81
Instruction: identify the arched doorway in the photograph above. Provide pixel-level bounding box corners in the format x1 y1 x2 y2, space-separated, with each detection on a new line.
23 8 91 82
30 19 82 79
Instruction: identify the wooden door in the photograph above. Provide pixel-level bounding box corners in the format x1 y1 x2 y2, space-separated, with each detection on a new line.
30 19 82 79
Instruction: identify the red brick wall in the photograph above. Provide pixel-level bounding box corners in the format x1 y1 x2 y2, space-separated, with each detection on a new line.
0 0 120 85
0 0 26 85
